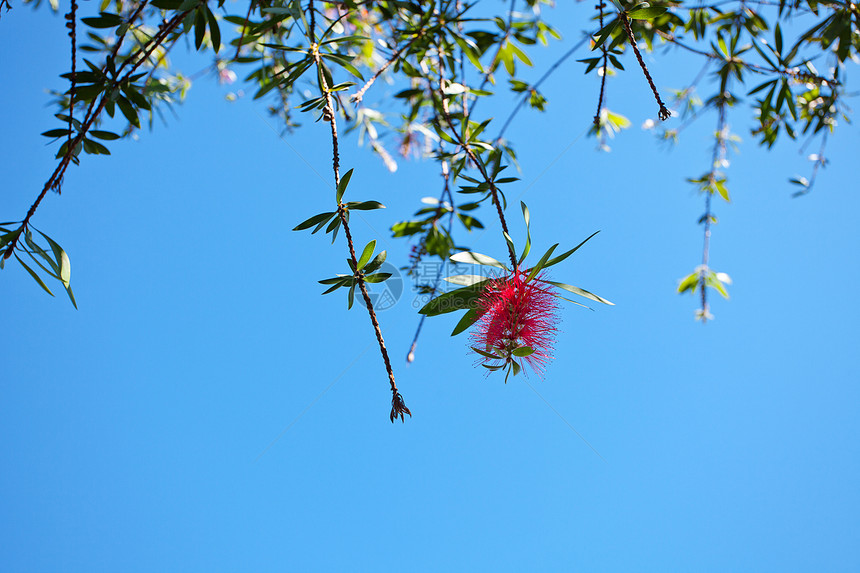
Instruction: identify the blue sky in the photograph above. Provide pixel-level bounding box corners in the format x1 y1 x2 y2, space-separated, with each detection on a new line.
2 2 859 571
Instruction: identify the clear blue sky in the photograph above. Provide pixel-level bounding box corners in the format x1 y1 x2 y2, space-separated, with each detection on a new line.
2 2 859 571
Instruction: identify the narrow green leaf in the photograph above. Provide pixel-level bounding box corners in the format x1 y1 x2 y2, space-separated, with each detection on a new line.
15 254 54 296
544 231 600 267
42 129 72 138
337 168 354 203
363 251 386 274
503 231 517 264
419 284 485 316
472 346 501 359
444 274 491 287
519 202 532 264
627 6 668 19
294 211 336 232
546 280 614 305
512 346 535 357
348 200 385 211
36 230 70 286
449 251 507 270
89 130 121 140
194 7 206 51
206 5 221 53
357 239 375 270
364 272 391 283
65 284 78 309
592 18 619 51
525 243 558 283
452 308 479 336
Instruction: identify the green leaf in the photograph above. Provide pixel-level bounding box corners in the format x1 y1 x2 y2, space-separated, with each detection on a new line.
0 227 21 250
472 346 500 359
512 346 535 357
65 284 78 309
89 130 121 140
677 272 699 294
364 272 391 283
545 280 614 305
452 309 479 336
337 168 354 203
357 240 375 270
206 5 221 52
449 251 507 270
592 18 619 51
42 129 72 138
116 97 139 128
627 6 668 19
347 200 384 211
36 230 70 286
519 202 532 264
14 254 54 297
194 7 206 50
544 231 600 267
443 274 491 287
347 284 356 309
363 251 386 274
293 211 335 231
419 284 485 316
503 231 517 264
82 13 124 28
525 243 558 283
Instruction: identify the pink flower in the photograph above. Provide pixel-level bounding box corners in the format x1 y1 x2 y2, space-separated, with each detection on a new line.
218 68 236 85
470 271 559 378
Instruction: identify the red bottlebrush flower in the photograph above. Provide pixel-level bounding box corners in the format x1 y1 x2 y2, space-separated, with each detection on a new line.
470 271 560 378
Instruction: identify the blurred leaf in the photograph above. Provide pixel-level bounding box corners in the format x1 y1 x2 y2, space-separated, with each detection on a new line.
546 280 614 305
449 251 507 270
357 240 375 270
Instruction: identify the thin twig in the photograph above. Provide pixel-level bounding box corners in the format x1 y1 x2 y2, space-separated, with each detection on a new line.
350 29 426 104
65 0 78 152
594 2 608 124
406 160 454 363
699 101 728 322
620 12 670 120
233 0 257 61
497 34 590 141
309 0 409 422
6 2 186 257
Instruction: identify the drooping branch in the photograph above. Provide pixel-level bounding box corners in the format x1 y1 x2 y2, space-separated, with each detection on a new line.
594 2 609 124
65 0 78 149
309 0 410 422
6 0 188 259
620 12 670 121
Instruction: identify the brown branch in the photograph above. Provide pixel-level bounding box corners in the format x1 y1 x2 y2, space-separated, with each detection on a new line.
5 4 188 258
594 2 608 124
65 0 78 149
233 0 257 61
620 12 670 121
350 28 425 105
309 2 409 422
